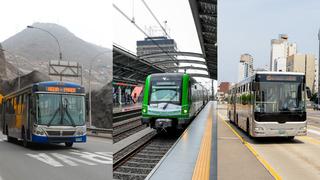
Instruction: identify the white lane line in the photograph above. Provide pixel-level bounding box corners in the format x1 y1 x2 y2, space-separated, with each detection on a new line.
308 129 320 136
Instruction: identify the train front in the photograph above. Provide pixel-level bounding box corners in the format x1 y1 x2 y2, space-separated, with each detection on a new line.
142 73 190 131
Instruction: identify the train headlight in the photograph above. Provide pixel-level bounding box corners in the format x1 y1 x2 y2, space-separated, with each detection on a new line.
75 127 86 136
183 109 188 114
33 127 46 136
142 107 147 113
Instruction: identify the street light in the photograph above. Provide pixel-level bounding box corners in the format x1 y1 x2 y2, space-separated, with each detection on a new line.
88 50 112 127
27 25 63 81
27 25 62 61
0 48 21 89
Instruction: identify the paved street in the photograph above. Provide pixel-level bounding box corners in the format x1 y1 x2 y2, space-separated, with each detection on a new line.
0 134 112 180
218 105 320 180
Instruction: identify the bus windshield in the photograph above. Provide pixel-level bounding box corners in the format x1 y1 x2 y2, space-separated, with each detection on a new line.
150 85 180 104
255 82 305 113
37 94 85 126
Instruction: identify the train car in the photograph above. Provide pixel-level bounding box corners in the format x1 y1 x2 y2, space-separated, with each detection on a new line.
141 73 208 131
1 81 86 147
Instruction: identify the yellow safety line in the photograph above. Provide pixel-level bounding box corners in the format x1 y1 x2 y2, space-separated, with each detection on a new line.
192 108 213 180
217 113 282 180
299 136 320 145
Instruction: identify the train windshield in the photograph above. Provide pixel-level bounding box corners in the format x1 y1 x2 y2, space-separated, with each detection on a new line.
36 94 85 126
150 80 181 104
255 82 305 113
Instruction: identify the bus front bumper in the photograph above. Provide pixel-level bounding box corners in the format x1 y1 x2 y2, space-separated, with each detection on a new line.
252 122 307 137
32 135 87 143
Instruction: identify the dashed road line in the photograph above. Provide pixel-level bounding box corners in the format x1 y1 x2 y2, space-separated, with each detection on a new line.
217 113 282 180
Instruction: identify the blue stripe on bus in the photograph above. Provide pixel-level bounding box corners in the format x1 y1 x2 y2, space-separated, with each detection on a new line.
31 135 87 143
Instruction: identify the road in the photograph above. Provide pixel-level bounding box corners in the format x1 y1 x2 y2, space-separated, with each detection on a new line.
0 133 112 180
218 105 320 180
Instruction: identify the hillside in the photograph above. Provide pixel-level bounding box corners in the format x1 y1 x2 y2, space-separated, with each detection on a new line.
2 22 112 90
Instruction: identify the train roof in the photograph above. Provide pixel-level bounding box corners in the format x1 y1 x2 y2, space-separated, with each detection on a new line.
150 73 186 77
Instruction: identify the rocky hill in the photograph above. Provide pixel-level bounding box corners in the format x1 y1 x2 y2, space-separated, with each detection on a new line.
2 22 112 90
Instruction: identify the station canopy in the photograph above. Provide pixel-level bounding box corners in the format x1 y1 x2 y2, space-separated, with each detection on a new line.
189 0 217 80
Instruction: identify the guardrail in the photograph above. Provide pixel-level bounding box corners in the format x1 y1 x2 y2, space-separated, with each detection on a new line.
86 127 112 138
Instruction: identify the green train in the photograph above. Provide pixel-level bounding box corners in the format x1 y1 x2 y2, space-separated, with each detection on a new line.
141 73 208 131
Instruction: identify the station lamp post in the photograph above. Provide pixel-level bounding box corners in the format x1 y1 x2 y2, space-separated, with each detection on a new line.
88 50 112 127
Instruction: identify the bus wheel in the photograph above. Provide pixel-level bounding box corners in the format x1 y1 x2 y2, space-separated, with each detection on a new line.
246 119 251 138
22 128 30 148
65 142 73 147
287 136 294 140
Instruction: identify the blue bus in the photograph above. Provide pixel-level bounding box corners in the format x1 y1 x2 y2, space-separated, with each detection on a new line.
0 81 86 147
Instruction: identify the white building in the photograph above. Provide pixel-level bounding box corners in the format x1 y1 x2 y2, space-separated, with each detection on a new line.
270 34 297 72
238 53 253 81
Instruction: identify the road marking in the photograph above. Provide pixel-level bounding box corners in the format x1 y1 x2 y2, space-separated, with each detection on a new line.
26 151 112 167
299 136 320 145
26 153 64 167
217 113 282 180
51 153 97 166
192 106 212 180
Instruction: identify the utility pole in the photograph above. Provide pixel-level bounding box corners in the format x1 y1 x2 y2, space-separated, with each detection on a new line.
318 29 320 107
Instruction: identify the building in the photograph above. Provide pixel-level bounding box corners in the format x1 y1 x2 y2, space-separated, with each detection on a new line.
287 54 316 93
136 36 177 69
238 53 253 81
270 34 297 72
217 82 231 102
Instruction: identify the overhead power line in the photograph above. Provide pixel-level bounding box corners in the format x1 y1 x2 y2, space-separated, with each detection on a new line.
113 3 178 66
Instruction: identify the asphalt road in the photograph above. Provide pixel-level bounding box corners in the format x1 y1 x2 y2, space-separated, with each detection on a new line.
0 133 112 180
218 105 320 180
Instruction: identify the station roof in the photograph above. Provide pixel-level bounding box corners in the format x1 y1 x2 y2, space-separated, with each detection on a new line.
113 45 164 85
189 0 217 79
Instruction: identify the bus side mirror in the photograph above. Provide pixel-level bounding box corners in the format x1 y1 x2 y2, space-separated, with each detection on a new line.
195 85 197 89
306 87 311 99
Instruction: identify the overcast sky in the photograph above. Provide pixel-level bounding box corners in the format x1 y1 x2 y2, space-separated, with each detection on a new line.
0 0 112 48
219 0 320 83
113 0 202 54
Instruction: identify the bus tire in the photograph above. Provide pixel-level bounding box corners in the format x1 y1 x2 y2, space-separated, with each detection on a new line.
287 136 294 140
22 127 30 148
65 142 73 147
246 119 251 138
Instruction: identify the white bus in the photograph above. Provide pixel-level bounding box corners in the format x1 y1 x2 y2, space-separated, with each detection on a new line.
227 72 309 138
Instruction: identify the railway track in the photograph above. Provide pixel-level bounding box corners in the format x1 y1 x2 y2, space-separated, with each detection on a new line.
113 131 181 180
113 109 147 143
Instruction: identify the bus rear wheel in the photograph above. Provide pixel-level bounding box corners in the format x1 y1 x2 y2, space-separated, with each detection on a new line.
65 142 73 147
287 136 295 140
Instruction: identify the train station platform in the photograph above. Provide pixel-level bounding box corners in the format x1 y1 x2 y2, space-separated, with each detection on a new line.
113 103 141 113
146 102 274 180
146 101 217 180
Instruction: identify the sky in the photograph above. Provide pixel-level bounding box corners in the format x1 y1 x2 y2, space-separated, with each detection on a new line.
113 0 216 91
113 0 202 54
0 0 112 48
219 0 320 83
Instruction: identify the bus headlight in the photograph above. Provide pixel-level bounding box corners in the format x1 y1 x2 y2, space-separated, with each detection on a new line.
254 127 264 131
75 127 86 136
33 127 46 136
